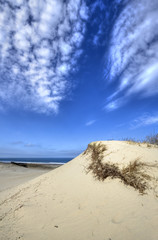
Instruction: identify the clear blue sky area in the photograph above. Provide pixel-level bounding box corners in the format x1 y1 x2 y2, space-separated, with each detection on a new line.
0 0 158 157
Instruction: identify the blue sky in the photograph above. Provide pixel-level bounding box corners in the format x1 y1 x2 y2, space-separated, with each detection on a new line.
0 0 158 158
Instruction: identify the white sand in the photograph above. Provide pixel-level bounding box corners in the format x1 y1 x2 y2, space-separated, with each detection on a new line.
0 163 56 192
0 141 158 240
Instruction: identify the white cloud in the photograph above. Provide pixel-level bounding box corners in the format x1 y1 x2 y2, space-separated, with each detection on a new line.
57 63 70 76
105 99 122 111
105 0 158 110
71 32 83 47
90 0 105 13
59 40 72 56
92 23 104 46
0 0 88 113
131 113 158 129
58 18 70 37
85 120 96 126
93 35 99 45
79 2 89 20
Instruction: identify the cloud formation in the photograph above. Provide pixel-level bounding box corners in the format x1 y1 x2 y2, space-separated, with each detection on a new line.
10 140 40 148
131 113 158 129
90 0 105 13
105 0 158 110
0 0 88 113
85 120 96 126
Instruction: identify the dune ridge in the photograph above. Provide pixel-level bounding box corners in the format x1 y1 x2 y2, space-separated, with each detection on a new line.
0 141 158 240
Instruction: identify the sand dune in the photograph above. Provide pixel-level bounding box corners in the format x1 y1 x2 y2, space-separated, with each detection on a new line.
0 141 158 240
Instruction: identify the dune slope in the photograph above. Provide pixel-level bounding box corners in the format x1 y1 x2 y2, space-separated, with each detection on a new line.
0 141 158 240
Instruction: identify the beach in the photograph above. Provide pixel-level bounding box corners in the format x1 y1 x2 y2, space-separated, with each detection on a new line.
0 141 158 240
0 162 61 192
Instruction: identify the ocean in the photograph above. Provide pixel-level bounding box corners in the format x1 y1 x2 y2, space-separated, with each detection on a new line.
0 158 73 165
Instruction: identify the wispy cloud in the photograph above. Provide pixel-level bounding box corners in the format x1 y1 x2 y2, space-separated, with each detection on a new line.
105 99 123 111
90 0 107 47
10 141 24 145
0 0 89 113
131 113 158 129
92 23 104 46
85 120 96 126
90 0 105 13
105 0 158 110
24 143 40 148
10 141 40 148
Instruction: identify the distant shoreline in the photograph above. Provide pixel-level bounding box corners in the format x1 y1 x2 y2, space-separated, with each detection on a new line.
0 161 64 170
0 160 65 165
0 162 62 192
0 157 72 166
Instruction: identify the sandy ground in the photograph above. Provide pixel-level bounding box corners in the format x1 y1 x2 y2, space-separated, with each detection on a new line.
0 163 60 192
0 141 158 240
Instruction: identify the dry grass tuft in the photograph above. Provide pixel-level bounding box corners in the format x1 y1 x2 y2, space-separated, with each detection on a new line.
83 142 107 156
84 143 150 194
124 133 158 147
145 133 158 146
123 138 141 146
121 159 150 193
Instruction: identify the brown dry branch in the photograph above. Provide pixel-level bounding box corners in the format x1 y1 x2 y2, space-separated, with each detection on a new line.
84 143 150 194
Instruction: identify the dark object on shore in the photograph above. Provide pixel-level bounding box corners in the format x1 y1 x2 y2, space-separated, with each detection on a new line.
11 162 28 168
10 161 62 170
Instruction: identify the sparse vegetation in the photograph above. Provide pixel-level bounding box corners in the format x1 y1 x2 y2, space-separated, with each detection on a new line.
145 133 158 145
84 142 151 194
123 133 158 147
122 138 141 145
83 142 107 156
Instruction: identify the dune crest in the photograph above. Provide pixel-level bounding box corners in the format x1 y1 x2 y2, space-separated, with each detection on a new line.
0 141 158 240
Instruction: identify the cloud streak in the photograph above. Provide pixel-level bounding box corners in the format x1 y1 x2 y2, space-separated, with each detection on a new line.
105 0 158 110
10 141 40 148
0 0 88 113
85 120 96 126
131 113 158 129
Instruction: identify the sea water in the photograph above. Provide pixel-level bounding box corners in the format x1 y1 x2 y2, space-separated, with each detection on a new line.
0 158 73 165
